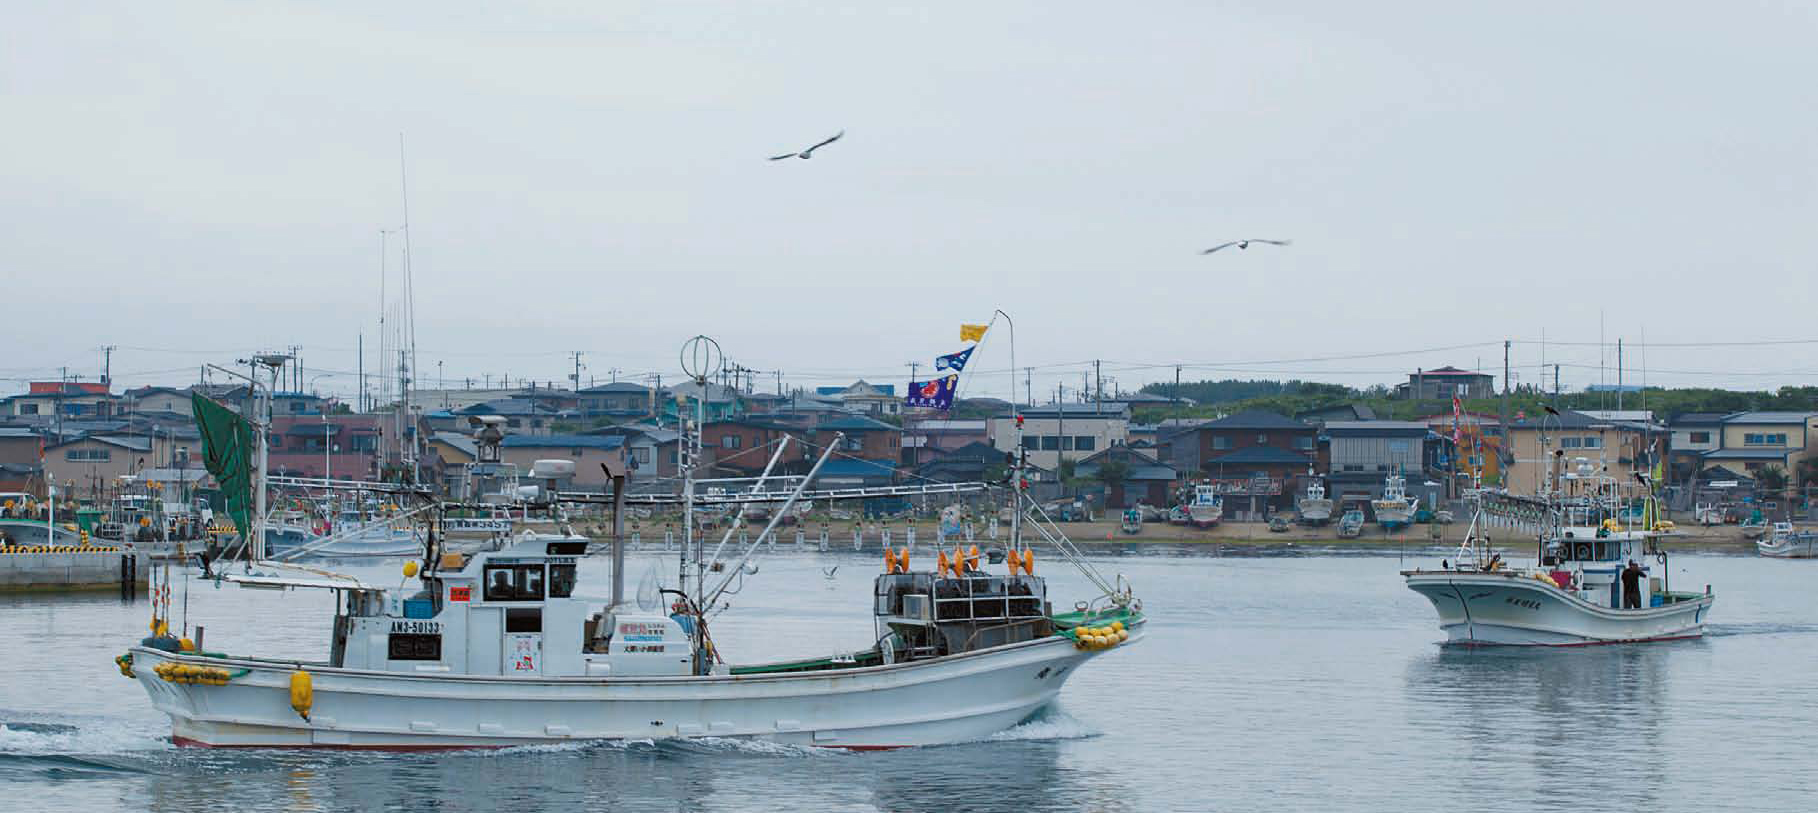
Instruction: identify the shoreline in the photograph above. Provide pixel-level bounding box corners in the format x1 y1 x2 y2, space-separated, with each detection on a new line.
597 518 1762 554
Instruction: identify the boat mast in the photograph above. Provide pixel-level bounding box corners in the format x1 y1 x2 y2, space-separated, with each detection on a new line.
994 310 1020 553
678 336 723 605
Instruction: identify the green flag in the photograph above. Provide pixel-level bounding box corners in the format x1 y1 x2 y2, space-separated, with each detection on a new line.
191 392 254 540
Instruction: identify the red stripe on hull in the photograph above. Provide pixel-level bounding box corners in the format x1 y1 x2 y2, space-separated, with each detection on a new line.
171 734 909 752
1446 632 1704 648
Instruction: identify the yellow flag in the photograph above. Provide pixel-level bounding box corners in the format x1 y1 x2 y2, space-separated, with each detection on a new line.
960 323 988 342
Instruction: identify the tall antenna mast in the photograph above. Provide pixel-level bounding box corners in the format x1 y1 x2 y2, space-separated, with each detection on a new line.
398 135 420 477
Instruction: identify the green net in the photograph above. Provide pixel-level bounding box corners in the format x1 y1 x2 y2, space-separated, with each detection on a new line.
190 392 254 540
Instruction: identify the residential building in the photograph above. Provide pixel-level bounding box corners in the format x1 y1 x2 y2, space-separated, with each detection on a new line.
1711 412 1818 483
577 382 657 420
1074 445 1176 509
121 386 194 416
266 415 388 480
269 391 328 416
915 441 1007 484
1503 410 1662 496
664 382 744 424
1295 403 1377 425
904 419 989 467
1397 366 1494 400
453 399 562 436
1159 410 1315 479
988 403 1130 470
46 435 161 498
498 434 626 490
3 381 116 418
818 381 900 418
1666 413 1727 485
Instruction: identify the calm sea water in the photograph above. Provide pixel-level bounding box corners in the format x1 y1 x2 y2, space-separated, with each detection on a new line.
3 546 1815 812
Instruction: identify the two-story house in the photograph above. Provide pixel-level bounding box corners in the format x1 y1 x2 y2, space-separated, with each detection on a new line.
1159 411 1315 516
1666 413 1727 484
1503 410 1661 496
1708 412 1817 484
499 434 626 490
577 383 656 420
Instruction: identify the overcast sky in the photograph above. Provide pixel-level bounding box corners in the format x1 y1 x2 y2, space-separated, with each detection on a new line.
4 1 1815 404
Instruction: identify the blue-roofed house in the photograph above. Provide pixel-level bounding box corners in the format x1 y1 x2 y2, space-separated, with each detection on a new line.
455 399 562 436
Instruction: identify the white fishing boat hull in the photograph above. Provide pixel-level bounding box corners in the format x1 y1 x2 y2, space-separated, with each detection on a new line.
1403 572 1712 646
1296 499 1332 524
265 525 420 559
1372 503 1415 529
1757 535 1818 559
1187 505 1221 528
130 626 1142 750
1740 523 1768 540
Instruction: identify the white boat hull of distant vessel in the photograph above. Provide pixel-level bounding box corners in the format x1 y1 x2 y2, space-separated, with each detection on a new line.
1756 523 1817 559
1740 521 1768 540
131 623 1142 749
1296 484 1332 525
1403 571 1712 645
265 524 421 559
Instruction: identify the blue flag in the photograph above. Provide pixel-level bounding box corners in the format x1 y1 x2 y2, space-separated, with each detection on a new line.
905 375 960 410
935 346 974 372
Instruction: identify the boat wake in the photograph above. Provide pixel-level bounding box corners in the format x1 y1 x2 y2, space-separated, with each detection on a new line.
0 719 171 780
1705 622 1818 638
984 707 1100 743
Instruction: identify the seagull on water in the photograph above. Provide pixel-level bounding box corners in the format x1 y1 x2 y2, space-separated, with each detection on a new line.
822 566 839 579
1201 239 1292 255
770 131 844 161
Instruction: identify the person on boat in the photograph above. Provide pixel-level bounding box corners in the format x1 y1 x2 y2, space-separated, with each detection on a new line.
1621 560 1645 609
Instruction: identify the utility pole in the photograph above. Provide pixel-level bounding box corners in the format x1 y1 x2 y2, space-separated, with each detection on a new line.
570 351 585 394
358 333 365 412
1554 364 1561 398
1094 359 1102 413
1500 339 1511 482
101 345 115 388
1025 368 1033 408
1174 365 1182 418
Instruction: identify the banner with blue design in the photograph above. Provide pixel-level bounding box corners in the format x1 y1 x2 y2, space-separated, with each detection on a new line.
905 375 960 410
935 346 974 372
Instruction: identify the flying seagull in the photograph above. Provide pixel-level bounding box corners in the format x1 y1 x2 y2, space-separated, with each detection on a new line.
1201 239 1292 255
770 131 844 161
822 566 839 579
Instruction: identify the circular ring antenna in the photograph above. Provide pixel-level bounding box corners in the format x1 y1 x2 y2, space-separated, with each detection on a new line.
680 335 724 382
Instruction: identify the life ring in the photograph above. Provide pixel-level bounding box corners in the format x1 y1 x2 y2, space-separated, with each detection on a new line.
1574 543 1591 561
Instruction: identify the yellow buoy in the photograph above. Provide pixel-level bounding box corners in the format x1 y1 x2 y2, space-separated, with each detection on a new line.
1116 629 1128 642
179 638 196 652
289 671 313 720
1111 621 1124 633
402 560 420 578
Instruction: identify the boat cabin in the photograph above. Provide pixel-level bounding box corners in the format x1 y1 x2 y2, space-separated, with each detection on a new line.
324 535 698 679
873 567 1051 661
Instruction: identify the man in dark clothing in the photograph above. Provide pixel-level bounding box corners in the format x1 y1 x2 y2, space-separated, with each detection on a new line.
1620 560 1645 609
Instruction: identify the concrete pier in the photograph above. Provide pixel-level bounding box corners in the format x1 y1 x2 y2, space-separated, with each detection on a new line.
0 549 150 592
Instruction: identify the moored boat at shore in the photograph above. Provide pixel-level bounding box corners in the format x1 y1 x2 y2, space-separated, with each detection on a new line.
1296 480 1332 525
1756 522 1817 558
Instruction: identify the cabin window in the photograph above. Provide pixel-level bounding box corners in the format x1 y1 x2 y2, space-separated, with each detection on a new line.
549 563 577 598
484 564 545 601
505 608 542 633
388 633 442 661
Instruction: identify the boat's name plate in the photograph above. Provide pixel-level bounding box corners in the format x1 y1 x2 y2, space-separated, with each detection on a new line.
392 620 442 634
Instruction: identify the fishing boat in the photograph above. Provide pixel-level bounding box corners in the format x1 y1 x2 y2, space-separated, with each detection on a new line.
1370 473 1418 530
121 335 1145 749
1756 522 1818 558
1119 508 1142 535
1296 480 1333 525
1692 503 1725 527
1335 509 1364 539
1403 486 1714 646
1185 484 1222 529
0 492 59 547
1739 511 1768 540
